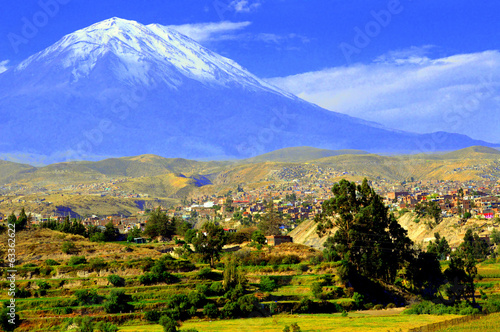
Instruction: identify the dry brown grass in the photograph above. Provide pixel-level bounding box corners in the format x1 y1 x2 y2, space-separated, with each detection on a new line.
0 228 164 266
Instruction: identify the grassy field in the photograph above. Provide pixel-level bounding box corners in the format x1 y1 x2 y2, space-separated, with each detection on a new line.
437 313 500 331
120 313 460 332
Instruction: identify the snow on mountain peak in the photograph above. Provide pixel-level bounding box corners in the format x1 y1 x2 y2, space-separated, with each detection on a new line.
15 17 291 96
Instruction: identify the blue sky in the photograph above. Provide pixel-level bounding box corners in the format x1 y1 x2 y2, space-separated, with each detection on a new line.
1 0 500 142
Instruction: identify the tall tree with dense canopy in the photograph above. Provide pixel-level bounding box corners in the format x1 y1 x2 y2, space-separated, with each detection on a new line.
144 207 175 239
444 229 485 304
258 201 282 236
315 179 414 284
192 222 227 268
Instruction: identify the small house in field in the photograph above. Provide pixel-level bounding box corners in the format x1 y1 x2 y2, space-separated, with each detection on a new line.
265 235 293 246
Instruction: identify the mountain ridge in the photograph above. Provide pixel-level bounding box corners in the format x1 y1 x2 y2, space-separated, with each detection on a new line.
0 17 497 163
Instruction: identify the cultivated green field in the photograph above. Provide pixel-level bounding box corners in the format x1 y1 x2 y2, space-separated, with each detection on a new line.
121 313 459 332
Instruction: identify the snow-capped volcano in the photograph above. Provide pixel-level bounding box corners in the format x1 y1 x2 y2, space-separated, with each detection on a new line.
0 18 496 164
15 17 289 95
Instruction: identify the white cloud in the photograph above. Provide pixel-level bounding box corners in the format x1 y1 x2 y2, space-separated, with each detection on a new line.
0 60 9 73
167 21 251 43
230 0 262 13
267 50 500 143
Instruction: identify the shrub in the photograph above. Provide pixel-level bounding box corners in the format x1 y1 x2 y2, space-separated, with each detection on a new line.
74 289 102 305
36 280 51 290
222 301 239 319
74 317 94 332
373 304 384 310
107 275 125 287
89 257 107 270
386 303 396 309
352 292 364 309
159 315 180 332
103 290 133 313
482 300 500 314
238 294 258 315
62 241 76 254
259 276 277 292
68 256 87 266
90 232 106 242
45 259 60 266
311 282 323 299
187 291 206 307
209 282 224 296
404 300 479 315
144 310 162 322
293 298 313 313
95 321 118 332
203 303 219 318
196 283 209 295
197 267 213 279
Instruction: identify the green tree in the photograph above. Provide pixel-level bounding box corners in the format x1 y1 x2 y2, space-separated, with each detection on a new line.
107 275 125 287
6 213 19 232
258 202 282 236
427 233 451 260
491 228 500 245
223 256 246 290
191 222 227 268
74 316 94 332
259 276 277 292
203 303 219 318
406 251 445 297
311 281 323 299
444 230 480 304
16 208 29 230
414 201 442 225
144 208 175 239
251 230 266 244
159 315 179 332
315 178 414 284
103 290 133 313
103 222 118 241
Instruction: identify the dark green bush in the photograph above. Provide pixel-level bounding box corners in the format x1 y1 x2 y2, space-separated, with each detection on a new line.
36 280 51 290
404 300 480 315
107 274 125 287
45 259 60 266
62 241 76 254
144 310 162 322
95 321 118 332
203 303 219 318
103 290 134 314
259 276 277 292
209 282 224 296
197 267 213 279
159 315 179 332
68 256 87 266
74 289 102 305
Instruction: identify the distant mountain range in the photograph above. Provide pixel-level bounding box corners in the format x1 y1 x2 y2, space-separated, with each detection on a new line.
0 17 497 164
1 145 499 217
1 145 499 187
